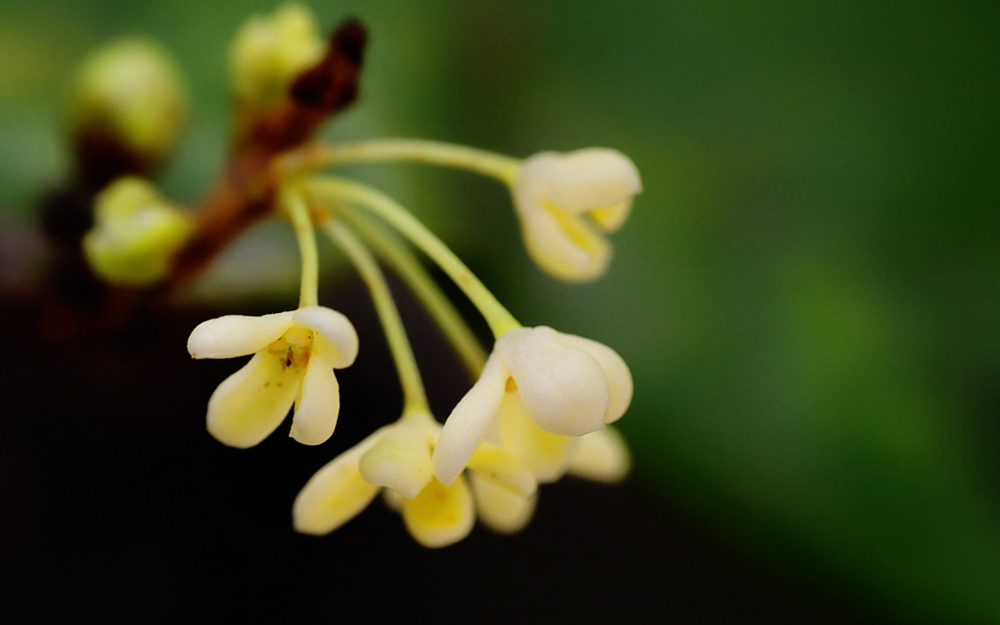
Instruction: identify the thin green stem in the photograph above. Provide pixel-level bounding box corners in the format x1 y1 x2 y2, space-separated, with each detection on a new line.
322 218 429 414
305 176 521 338
280 185 319 308
288 139 521 184
342 206 487 378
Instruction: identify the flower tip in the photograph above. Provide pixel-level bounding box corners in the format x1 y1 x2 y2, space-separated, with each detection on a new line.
400 477 475 548
568 426 631 483
511 147 640 282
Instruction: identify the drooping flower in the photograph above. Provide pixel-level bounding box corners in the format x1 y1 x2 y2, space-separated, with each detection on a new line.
510 148 641 282
187 306 358 448
294 411 536 547
433 325 633 485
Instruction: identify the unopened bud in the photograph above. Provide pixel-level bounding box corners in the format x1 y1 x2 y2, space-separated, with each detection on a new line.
83 177 194 285
69 37 188 173
230 3 325 111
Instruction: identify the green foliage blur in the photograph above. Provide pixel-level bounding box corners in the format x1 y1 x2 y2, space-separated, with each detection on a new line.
2 1 999 621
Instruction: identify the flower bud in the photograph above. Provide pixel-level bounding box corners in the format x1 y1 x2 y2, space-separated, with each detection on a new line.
511 148 641 282
230 3 325 111
68 37 188 171
83 177 194 285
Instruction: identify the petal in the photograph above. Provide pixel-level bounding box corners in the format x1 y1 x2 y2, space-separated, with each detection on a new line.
555 332 633 424
293 306 359 368
466 442 538 497
187 311 294 359
500 327 610 436
567 426 631 483
292 429 386 535
400 476 475 548
433 351 508 486
288 348 340 445
521 149 642 213
590 199 632 233
206 352 301 448
469 472 537 534
512 191 611 282
359 419 435 499
495 390 580 483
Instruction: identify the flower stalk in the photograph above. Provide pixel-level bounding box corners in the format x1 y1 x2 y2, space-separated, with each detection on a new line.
322 217 429 414
287 138 520 183
305 176 521 338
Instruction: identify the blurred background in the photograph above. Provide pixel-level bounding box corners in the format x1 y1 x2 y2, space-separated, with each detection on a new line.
2 1 1000 622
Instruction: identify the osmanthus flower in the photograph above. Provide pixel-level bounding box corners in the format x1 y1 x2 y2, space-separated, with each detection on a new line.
511 148 642 282
294 410 537 548
187 306 358 448
433 325 633 486
490 386 631 484
466 425 632 534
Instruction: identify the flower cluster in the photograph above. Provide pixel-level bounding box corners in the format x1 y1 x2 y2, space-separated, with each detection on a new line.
75 4 641 547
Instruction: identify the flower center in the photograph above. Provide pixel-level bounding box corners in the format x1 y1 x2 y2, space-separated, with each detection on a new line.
267 326 314 369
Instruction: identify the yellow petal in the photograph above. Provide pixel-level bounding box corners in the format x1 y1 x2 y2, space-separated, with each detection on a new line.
359 419 434 499
206 351 301 448
400 477 475 548
293 429 386 535
495 390 579 483
288 348 340 445
590 199 632 233
188 311 294 359
568 426 631 483
466 442 537 497
514 194 611 282
470 472 537 534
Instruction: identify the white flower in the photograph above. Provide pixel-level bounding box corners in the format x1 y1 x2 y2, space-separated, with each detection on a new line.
511 148 641 282
433 326 633 485
293 411 536 547
187 306 358 448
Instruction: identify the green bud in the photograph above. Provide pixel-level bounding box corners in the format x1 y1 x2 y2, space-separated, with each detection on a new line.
230 3 325 111
83 177 195 286
69 36 188 168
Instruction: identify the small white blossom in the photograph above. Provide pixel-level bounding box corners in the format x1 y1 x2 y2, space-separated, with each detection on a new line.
511 148 641 282
294 411 536 547
187 306 358 448
433 326 633 485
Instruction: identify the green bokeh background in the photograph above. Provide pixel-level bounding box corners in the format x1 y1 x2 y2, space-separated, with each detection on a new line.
3 1 1000 621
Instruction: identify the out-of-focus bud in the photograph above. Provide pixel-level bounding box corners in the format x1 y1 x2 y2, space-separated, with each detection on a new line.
83 177 194 286
68 37 188 176
230 3 325 111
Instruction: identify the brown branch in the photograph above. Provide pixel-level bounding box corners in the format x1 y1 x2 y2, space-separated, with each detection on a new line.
164 18 367 294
